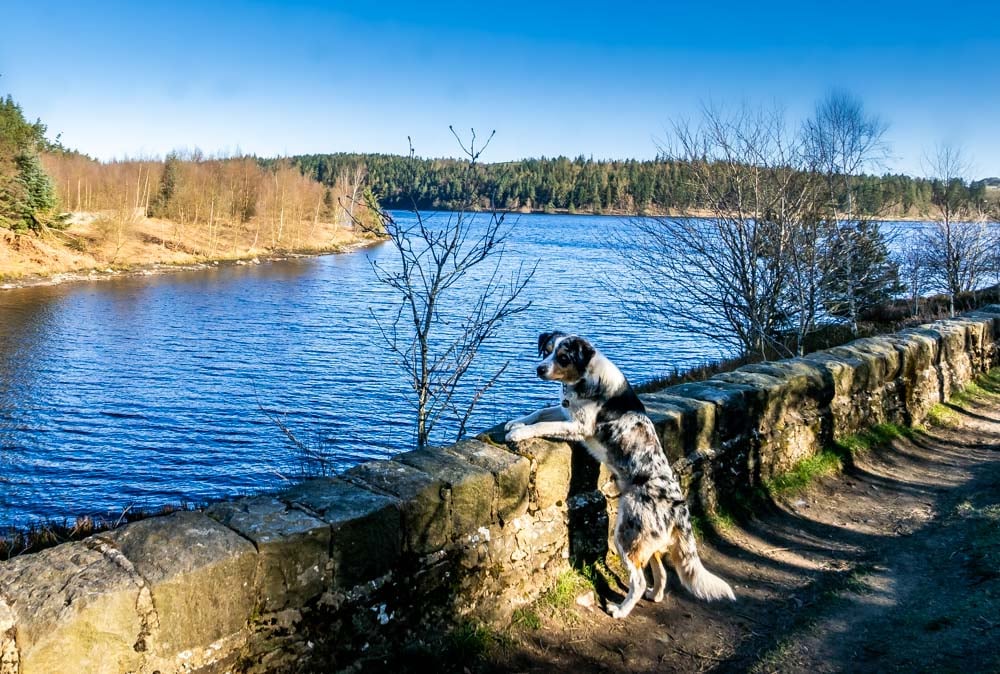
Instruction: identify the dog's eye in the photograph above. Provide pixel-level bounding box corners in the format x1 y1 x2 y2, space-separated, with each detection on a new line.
556 353 569 366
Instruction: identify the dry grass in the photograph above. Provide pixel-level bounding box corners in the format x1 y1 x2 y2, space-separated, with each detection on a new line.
0 210 376 284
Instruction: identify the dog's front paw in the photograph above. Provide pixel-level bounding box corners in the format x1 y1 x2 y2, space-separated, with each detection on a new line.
505 426 535 443
606 602 631 620
504 419 526 432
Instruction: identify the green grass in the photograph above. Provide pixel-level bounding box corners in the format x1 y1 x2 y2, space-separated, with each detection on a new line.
510 564 604 632
763 423 914 498
445 621 509 661
929 368 1000 428
926 403 960 427
539 566 598 611
764 449 845 496
510 607 541 631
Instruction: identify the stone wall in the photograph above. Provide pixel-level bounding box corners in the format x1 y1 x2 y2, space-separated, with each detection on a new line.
2 307 999 673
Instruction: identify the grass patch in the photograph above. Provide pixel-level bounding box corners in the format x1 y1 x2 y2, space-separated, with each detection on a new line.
539 566 598 611
765 450 844 496
445 621 509 661
511 563 604 632
510 608 541 631
764 423 914 498
836 422 915 455
927 403 959 427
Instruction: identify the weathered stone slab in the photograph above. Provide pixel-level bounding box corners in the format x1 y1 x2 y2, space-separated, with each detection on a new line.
504 437 573 511
883 331 941 423
99 511 257 659
665 381 753 449
641 392 716 456
0 540 143 674
280 477 402 588
742 358 832 399
924 320 972 398
206 495 331 611
444 439 531 522
343 460 449 555
395 447 495 539
804 349 867 438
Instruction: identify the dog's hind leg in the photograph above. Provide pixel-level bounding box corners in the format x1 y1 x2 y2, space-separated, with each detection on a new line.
607 538 647 619
644 551 668 603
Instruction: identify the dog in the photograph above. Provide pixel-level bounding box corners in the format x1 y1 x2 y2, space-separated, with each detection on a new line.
505 331 735 618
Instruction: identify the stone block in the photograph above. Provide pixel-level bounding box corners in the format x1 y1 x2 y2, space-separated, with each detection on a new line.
505 437 573 511
444 439 531 522
0 540 143 674
925 320 971 397
99 511 257 659
884 331 941 423
206 495 331 611
742 358 832 400
804 350 867 438
343 460 449 555
640 391 716 456
280 477 402 588
395 446 495 539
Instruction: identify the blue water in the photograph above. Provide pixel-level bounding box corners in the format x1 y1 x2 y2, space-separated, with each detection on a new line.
0 212 732 529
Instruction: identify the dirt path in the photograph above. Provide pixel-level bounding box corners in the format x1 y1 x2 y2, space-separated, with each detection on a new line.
487 391 1000 673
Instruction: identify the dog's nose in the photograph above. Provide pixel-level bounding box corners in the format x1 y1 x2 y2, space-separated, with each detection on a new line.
536 364 547 378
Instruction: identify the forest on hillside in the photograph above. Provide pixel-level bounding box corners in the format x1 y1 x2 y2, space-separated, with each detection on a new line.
290 151 997 216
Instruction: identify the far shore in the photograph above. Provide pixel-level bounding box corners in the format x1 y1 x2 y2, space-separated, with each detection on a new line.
0 238 383 293
400 204 942 223
0 211 383 292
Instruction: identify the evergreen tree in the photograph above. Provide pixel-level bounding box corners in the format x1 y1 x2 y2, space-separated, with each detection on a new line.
150 152 180 217
0 94 62 232
822 220 903 320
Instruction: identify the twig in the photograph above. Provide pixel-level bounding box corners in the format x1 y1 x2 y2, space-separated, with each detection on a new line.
671 644 728 662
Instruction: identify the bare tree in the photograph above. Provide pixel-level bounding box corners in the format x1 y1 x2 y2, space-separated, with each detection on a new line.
920 144 996 316
898 230 930 316
361 129 535 449
614 104 811 359
803 90 898 335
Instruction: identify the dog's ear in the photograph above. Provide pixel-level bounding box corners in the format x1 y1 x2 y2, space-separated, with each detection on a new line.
567 337 595 371
537 331 566 357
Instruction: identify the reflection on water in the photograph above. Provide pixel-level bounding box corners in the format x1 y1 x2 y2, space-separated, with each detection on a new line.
0 213 723 528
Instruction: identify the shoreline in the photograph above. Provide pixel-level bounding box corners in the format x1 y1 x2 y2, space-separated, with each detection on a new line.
395 205 941 223
0 237 385 292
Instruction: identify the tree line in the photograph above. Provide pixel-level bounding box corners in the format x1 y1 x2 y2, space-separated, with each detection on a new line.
290 149 995 217
39 149 365 259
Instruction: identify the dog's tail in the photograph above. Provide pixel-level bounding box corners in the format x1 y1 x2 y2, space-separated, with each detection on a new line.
668 525 736 602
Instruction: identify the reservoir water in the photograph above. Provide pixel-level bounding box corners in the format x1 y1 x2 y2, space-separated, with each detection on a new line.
1 212 731 529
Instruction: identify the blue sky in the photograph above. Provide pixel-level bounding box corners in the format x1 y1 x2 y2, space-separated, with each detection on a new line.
2 0 998 177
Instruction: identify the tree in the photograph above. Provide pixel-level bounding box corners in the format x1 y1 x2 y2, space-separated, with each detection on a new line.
149 151 179 218
898 230 930 316
362 129 535 449
920 144 997 316
803 90 899 335
0 94 61 232
613 104 810 359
